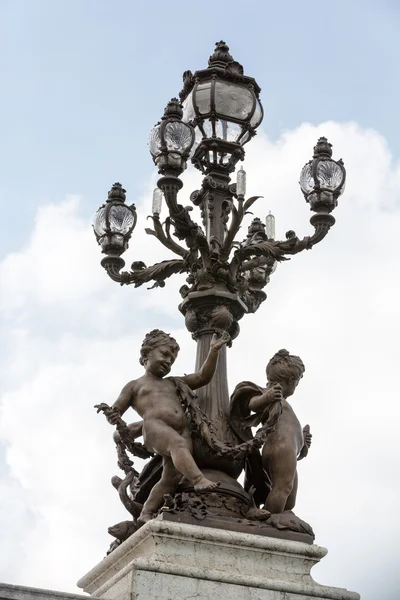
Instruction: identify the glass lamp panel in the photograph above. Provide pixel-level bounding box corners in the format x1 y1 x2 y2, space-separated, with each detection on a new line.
214 81 253 120
250 100 263 128
108 205 135 235
182 92 196 123
299 163 314 195
164 121 193 153
195 81 212 114
215 119 242 142
316 160 344 191
202 118 213 138
148 124 162 157
239 131 251 145
190 127 203 157
93 207 107 236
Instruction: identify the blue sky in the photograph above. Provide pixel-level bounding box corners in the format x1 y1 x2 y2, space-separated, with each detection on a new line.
1 2 400 599
1 0 400 255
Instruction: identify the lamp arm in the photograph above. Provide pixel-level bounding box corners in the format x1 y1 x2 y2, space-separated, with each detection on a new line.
145 215 189 259
157 175 211 269
219 195 263 262
273 213 336 256
100 256 187 289
231 212 335 274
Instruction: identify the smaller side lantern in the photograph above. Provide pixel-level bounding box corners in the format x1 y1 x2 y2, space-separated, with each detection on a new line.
93 183 137 255
299 137 346 213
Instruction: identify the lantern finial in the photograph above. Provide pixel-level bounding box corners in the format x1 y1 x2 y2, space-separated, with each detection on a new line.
313 137 333 159
107 182 126 203
208 41 234 67
162 98 183 120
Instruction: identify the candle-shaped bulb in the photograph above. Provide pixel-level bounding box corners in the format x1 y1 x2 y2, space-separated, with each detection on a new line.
152 188 163 216
266 211 275 240
236 166 246 197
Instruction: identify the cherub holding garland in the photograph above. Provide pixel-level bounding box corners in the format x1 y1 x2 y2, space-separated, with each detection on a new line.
231 349 312 514
107 329 228 524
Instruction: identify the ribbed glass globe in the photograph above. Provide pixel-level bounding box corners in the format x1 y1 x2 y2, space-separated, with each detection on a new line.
164 121 193 153
316 160 344 191
93 207 107 236
300 160 345 195
299 163 314 195
148 124 162 157
108 205 135 234
93 205 135 236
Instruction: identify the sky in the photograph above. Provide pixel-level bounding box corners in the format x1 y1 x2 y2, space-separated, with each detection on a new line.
1 1 400 599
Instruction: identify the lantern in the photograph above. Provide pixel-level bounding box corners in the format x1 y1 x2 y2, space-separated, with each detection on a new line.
93 183 137 255
300 137 346 213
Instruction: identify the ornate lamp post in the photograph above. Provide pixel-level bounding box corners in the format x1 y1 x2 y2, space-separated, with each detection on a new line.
93 41 346 519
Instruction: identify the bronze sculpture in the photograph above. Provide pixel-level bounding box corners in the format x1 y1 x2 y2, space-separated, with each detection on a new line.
92 41 346 552
103 329 227 525
231 349 312 514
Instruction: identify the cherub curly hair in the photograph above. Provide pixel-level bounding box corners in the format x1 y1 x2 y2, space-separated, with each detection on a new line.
266 349 305 383
139 329 180 366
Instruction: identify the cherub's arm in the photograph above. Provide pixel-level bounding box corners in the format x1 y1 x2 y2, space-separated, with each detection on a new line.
182 333 229 390
248 383 283 413
127 420 143 438
107 381 134 424
112 420 143 445
298 424 312 460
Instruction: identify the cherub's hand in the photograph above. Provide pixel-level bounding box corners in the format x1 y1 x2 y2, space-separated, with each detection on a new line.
272 383 283 403
258 383 283 404
303 424 312 448
106 408 121 426
210 332 230 351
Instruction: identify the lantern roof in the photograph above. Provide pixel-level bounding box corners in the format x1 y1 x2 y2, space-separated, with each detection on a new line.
179 41 262 103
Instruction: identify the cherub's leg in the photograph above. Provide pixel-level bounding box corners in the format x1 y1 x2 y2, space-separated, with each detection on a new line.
284 470 298 511
145 422 219 493
264 448 297 514
168 432 219 492
138 457 181 524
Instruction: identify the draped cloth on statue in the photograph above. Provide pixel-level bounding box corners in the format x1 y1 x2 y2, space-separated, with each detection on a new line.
230 381 272 507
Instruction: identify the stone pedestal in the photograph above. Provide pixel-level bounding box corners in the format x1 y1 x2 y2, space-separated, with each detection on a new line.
77 519 360 600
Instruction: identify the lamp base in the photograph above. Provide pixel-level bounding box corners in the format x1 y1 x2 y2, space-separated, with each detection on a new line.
163 469 314 545
77 519 360 600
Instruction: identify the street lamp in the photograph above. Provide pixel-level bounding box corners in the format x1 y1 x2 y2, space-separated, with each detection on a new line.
93 40 346 528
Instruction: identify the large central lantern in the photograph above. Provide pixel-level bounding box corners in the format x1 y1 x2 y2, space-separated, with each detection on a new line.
179 41 263 173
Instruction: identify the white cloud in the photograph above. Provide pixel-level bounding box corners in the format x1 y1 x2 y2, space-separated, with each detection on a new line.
1 122 399 599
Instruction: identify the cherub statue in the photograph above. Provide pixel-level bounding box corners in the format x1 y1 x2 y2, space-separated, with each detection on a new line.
230 349 312 514
106 329 228 524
